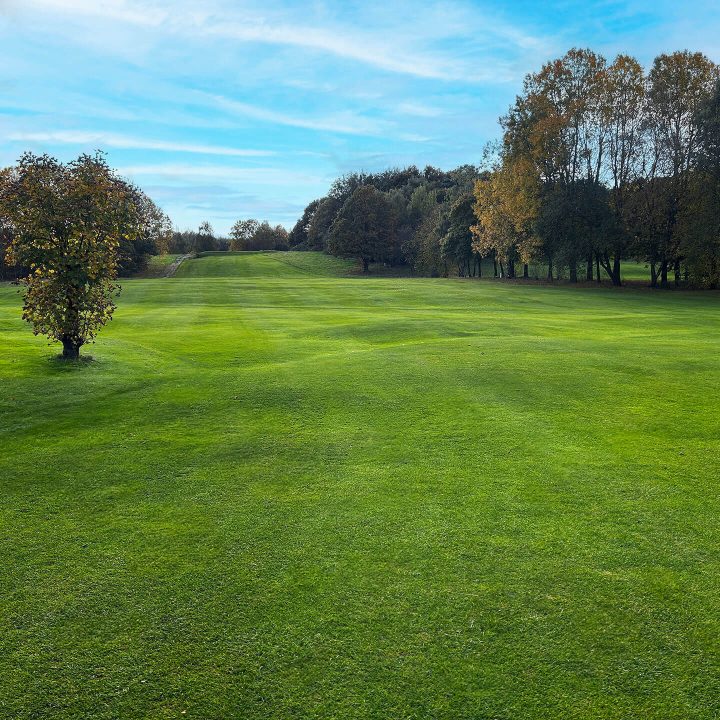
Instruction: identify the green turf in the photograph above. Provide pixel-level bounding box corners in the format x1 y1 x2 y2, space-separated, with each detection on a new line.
2 251 719 719
135 253 183 278
176 250 356 278
521 259 651 283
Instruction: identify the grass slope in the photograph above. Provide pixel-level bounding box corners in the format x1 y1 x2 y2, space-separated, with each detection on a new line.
1 252 719 719
175 251 356 278
135 253 183 278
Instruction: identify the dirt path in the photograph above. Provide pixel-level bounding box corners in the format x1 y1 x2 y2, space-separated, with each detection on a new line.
164 254 193 277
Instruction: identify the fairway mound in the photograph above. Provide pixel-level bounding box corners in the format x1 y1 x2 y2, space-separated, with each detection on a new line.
163 253 193 277
174 251 355 278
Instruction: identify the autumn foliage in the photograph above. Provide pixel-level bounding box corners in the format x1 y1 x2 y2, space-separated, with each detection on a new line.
476 48 720 287
0 152 169 359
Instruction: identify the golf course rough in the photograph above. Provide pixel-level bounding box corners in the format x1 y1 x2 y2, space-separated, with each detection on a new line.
1 251 719 719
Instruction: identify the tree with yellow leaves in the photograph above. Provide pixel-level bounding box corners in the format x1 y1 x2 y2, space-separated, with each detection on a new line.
472 155 540 279
0 152 145 359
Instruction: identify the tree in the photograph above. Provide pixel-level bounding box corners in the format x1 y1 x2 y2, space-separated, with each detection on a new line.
251 222 288 250
643 51 718 286
473 173 520 278
194 221 216 253
271 224 289 250
327 185 397 272
600 54 646 285
536 180 616 282
473 157 540 279
678 80 720 287
401 184 438 272
441 193 477 276
500 49 609 281
414 204 445 277
697 79 720 170
288 200 319 248
0 222 23 281
676 172 720 287
289 164 484 274
117 191 172 275
229 219 260 251
0 152 139 359
306 196 342 250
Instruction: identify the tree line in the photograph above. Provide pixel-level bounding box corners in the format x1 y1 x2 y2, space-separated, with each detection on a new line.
289 165 483 276
167 219 289 254
291 48 720 288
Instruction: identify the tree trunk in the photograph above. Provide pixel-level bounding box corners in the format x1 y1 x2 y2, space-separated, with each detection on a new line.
507 258 515 279
611 256 622 287
569 262 578 283
674 258 681 287
660 259 669 288
477 258 482 278
650 262 658 288
547 259 554 282
523 263 529 279
586 255 593 281
595 254 601 283
498 260 505 278
362 258 369 273
61 337 81 360
493 259 498 277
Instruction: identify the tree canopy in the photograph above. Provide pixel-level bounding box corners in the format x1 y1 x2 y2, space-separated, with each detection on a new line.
327 185 397 273
0 152 167 358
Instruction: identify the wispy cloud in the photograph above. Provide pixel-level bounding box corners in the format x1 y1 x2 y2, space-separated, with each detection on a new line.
17 0 169 26
397 133 433 143
117 163 327 186
19 0 551 83
8 130 275 157
396 102 446 118
203 93 390 137
200 18 469 81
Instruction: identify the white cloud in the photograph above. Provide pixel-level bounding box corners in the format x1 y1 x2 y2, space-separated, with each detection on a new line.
203 93 390 137
396 102 446 118
200 19 464 81
18 0 169 26
8 130 275 157
19 0 551 83
398 133 433 143
117 163 327 186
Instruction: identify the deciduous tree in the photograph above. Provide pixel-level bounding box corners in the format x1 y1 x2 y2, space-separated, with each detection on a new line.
327 185 397 272
0 152 140 359
229 219 260 251
194 221 216 253
643 51 718 285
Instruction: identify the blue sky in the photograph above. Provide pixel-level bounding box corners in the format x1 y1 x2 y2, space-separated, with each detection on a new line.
2 1 720 234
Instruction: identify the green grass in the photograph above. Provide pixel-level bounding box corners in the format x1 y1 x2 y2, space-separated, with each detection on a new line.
177 250 356 278
2 251 719 719
521 259 651 283
617 260 652 282
135 253 183 278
